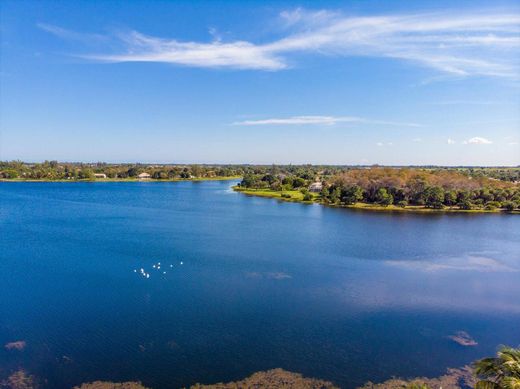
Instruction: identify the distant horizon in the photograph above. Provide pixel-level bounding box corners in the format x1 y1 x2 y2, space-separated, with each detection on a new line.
5 160 520 168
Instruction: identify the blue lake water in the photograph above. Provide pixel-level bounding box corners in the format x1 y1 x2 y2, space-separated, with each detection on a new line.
1 181 519 388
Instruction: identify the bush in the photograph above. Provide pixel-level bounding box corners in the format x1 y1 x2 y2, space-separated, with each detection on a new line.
2 169 19 179
397 200 408 208
281 193 292 199
484 201 501 210
303 193 313 201
459 200 473 210
503 201 517 211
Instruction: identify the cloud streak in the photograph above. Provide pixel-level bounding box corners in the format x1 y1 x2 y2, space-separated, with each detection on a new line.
39 9 520 77
232 115 420 127
464 136 493 144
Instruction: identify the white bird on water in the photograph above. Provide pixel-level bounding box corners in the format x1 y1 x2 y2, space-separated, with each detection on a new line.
180 261 183 265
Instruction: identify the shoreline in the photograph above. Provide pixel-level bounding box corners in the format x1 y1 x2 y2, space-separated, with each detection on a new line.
233 186 518 214
0 176 242 183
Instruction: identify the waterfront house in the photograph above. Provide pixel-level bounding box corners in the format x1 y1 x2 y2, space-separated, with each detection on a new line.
94 173 107 179
309 182 323 192
138 172 151 179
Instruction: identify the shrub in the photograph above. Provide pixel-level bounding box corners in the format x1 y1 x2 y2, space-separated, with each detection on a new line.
484 201 501 210
503 201 517 211
459 200 473 210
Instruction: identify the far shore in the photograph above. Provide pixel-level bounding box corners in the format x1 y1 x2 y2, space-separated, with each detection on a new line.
0 176 242 183
233 186 518 214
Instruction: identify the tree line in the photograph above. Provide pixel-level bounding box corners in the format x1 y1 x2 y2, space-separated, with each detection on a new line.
0 161 244 181
239 167 520 211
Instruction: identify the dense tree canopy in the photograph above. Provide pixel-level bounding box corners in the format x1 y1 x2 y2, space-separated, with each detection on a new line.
238 167 520 212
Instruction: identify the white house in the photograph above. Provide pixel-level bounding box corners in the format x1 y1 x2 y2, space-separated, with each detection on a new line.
138 172 151 179
94 173 107 179
308 182 323 192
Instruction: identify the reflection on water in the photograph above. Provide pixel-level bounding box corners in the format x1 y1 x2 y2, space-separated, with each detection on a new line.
0 181 519 389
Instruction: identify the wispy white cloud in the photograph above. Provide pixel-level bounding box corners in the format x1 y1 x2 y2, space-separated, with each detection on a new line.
38 9 520 77
37 23 107 44
464 136 493 144
433 100 506 105
232 115 420 127
447 138 456 144
412 137 422 142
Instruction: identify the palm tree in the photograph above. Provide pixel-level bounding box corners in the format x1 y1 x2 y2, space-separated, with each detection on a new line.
474 345 520 389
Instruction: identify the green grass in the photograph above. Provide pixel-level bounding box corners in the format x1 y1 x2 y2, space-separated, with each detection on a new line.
233 186 512 214
233 187 318 203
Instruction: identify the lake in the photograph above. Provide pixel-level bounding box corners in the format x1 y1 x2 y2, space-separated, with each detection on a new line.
1 181 519 388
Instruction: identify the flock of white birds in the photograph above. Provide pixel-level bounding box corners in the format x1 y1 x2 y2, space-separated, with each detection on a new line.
134 261 184 279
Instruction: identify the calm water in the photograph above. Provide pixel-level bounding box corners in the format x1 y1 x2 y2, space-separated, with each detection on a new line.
1 181 519 388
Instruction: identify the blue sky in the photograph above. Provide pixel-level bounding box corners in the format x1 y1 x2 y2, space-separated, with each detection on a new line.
1 0 519 165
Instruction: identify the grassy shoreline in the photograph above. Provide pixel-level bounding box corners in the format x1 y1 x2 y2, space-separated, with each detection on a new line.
0 176 242 183
233 186 517 214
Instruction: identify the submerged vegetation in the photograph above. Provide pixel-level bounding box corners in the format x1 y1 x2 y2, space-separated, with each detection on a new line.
2 347 518 389
190 369 338 389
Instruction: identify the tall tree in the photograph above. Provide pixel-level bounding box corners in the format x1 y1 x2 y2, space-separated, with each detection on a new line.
474 346 520 389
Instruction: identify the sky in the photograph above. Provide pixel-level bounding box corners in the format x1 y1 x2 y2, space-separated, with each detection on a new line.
0 0 519 165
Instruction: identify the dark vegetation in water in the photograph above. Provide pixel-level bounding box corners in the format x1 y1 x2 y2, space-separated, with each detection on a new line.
2 346 519 389
4 341 26 351
189 368 338 389
359 366 476 389
0 370 36 389
448 332 478 347
72 382 150 389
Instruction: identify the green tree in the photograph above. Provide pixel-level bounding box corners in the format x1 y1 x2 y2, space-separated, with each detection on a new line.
473 345 520 389
320 187 329 199
79 168 94 180
292 177 305 188
2 169 19 179
503 202 517 212
444 191 457 207
424 186 445 209
329 187 341 204
375 188 393 206
340 185 364 205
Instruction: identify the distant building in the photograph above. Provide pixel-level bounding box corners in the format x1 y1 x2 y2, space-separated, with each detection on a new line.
138 172 151 179
94 173 107 179
308 182 323 192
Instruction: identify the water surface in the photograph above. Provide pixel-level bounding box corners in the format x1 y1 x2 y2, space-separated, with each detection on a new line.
1 181 519 388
